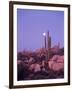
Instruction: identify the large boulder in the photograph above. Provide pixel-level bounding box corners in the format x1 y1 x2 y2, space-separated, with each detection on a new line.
48 55 64 71
29 63 41 72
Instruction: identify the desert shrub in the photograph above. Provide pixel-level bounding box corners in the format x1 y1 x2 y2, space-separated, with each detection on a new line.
17 52 23 60
17 62 30 80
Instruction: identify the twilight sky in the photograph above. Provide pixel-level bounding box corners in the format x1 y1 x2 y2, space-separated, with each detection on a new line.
17 9 64 52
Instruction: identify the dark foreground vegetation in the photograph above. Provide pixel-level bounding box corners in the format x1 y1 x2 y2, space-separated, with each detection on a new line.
17 48 64 81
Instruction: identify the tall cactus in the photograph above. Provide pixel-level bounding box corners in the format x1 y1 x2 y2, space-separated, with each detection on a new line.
47 31 51 60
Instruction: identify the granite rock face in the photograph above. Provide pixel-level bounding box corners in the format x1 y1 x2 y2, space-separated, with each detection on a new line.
48 55 64 71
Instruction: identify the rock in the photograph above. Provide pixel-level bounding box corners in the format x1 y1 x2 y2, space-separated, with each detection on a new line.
29 63 41 72
48 55 64 71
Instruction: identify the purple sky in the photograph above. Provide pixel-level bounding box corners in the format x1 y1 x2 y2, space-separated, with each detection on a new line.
17 9 64 52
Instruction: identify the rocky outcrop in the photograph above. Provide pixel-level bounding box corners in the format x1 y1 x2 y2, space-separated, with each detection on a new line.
48 55 64 71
